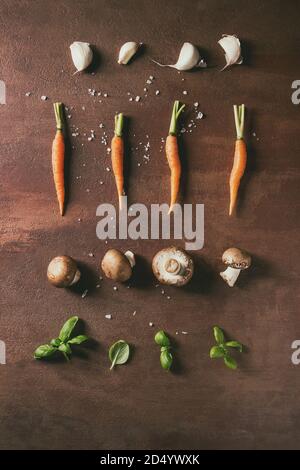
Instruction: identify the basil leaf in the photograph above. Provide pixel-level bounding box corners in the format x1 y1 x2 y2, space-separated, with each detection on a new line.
154 330 170 347
213 326 224 345
210 345 225 359
160 349 173 370
224 355 237 370
34 344 57 360
225 341 243 352
50 338 61 347
68 335 88 345
59 316 78 343
58 343 72 355
109 340 130 370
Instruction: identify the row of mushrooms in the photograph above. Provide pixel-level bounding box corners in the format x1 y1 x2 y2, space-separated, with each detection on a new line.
47 247 251 289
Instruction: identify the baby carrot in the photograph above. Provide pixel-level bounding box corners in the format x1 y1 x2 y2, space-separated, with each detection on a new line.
229 104 247 216
52 102 65 216
111 113 125 210
166 100 185 214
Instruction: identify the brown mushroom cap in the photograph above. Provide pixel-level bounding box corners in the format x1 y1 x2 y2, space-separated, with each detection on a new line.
152 246 194 286
47 255 79 287
101 249 132 282
222 247 251 270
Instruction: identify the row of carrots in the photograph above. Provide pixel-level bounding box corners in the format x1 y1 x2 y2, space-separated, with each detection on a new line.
52 101 247 217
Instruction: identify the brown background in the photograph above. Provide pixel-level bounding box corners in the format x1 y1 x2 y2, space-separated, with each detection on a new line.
0 0 300 450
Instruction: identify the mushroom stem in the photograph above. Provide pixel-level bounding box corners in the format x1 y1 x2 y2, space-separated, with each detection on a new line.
70 269 81 286
124 250 135 268
164 258 181 276
220 266 241 287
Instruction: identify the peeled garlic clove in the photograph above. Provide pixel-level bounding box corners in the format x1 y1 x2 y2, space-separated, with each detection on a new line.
118 42 140 65
152 42 206 71
218 35 243 71
70 41 93 72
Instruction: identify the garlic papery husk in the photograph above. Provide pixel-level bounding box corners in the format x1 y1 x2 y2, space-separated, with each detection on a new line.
218 35 243 71
118 42 140 64
70 41 93 73
152 42 207 71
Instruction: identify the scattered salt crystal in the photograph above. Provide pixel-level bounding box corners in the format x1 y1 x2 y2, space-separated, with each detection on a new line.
103 93 108 97
183 90 188 95
78 218 82 222
107 148 111 153
135 96 141 102
149 322 154 327
149 75 154 80
196 111 204 120
96 284 100 288
161 290 165 295
88 253 94 257
100 181 104 185
182 331 188 335
155 90 160 96
105 314 112 320
146 79 152 85
194 102 199 107
144 88 148 92
113 286 118 291
133 311 137 316
25 92 31 97
41 95 48 101
99 123 104 128
106 167 111 172
82 106 85 110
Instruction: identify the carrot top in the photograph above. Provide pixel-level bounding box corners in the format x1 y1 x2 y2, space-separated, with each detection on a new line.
114 113 124 137
54 102 64 131
169 100 185 136
233 104 245 140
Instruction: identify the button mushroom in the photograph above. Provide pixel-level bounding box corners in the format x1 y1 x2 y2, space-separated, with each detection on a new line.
152 247 194 286
47 255 81 288
101 249 135 282
220 247 251 287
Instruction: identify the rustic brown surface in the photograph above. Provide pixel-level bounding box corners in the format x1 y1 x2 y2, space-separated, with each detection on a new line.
1 0 300 450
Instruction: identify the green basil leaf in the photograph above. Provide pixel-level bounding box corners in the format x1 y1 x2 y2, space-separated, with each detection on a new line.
213 326 225 345
160 349 173 370
59 316 78 343
210 345 225 359
224 355 237 370
50 338 61 347
34 344 57 360
68 335 89 345
154 330 170 347
109 340 130 370
160 346 171 353
58 343 72 355
225 341 243 352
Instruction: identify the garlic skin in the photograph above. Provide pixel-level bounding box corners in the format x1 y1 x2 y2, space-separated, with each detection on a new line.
70 41 93 72
152 42 207 71
118 42 140 65
218 35 243 71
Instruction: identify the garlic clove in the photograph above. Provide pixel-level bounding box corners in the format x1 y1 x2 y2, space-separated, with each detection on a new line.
70 41 93 73
152 42 206 71
218 35 243 71
118 42 140 65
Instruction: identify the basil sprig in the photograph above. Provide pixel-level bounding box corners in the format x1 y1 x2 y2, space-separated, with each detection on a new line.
154 330 173 370
210 326 243 370
34 316 88 361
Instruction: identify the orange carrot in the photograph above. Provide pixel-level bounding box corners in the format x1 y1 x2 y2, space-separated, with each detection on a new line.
52 102 65 216
111 113 125 210
229 104 247 216
166 100 185 214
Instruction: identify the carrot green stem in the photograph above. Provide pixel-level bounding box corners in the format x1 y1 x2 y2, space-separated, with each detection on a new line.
169 100 185 135
54 102 64 131
233 104 245 140
114 113 124 137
